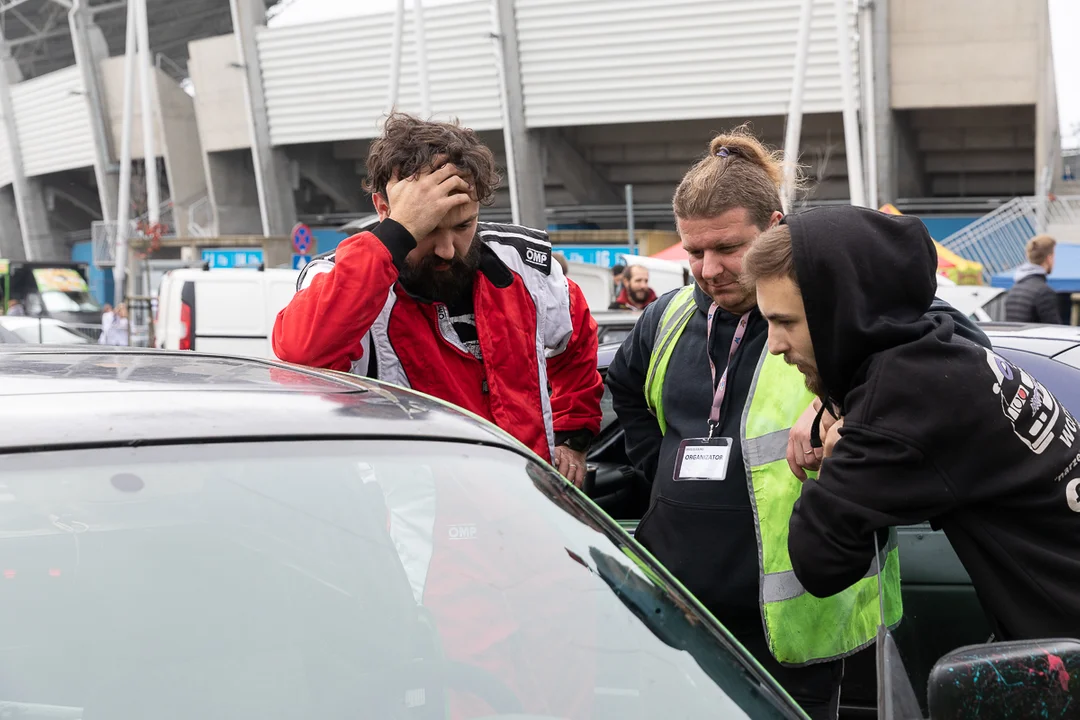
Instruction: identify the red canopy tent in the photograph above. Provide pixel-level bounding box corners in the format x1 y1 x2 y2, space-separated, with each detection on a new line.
651 243 688 261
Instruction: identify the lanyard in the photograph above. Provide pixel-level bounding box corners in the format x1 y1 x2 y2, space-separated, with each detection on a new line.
705 303 751 438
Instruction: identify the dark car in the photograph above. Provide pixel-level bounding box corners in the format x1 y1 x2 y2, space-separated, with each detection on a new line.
0 347 805 720
589 322 1080 718
1 347 1071 720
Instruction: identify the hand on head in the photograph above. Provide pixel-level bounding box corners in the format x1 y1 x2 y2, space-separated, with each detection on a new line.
385 159 476 241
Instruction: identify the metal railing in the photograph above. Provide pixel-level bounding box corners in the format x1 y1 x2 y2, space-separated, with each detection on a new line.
940 195 1080 282
91 220 118 268
187 196 214 237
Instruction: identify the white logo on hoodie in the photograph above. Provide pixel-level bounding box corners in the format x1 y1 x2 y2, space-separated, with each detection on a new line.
983 349 1075 454
1067 478 1080 513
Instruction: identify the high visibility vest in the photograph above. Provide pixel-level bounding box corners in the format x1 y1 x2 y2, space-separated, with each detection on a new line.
644 285 903 665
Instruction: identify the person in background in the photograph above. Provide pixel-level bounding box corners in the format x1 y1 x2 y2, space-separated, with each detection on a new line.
611 262 627 299
272 113 603 487
6 299 24 316
1005 234 1062 324
272 113 603 720
609 265 657 310
744 206 1080 641
553 252 570 276
100 303 114 334
99 303 128 346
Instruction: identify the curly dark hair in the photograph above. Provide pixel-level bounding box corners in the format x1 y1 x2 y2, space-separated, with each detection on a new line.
364 113 501 206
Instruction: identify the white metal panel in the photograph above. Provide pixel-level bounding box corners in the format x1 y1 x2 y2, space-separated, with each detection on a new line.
10 66 97 177
516 0 859 127
258 0 503 146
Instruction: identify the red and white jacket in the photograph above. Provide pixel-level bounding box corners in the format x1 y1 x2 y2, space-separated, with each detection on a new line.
272 220 603 461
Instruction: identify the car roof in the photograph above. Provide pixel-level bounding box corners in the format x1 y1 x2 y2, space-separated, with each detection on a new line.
981 323 1080 360
0 348 522 454
163 267 300 281
981 323 1080 342
592 309 643 325
0 316 69 329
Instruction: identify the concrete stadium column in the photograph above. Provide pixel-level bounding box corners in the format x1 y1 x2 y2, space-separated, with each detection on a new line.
873 0 897 204
494 0 546 230
0 39 62 260
230 0 298 237
0 187 23 260
205 150 264 235
70 2 119 227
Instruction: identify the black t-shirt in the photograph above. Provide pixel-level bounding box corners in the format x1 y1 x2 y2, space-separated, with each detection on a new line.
445 287 482 362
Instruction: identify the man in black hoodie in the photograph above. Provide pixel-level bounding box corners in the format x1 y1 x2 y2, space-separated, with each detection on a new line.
743 206 1080 640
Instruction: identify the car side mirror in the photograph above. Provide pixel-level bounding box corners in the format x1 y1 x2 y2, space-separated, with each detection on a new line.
928 638 1080 719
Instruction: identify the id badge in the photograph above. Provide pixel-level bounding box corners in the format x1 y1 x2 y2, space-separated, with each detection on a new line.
674 437 733 481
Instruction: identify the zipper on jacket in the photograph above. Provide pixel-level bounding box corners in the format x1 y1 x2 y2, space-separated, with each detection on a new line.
482 377 490 394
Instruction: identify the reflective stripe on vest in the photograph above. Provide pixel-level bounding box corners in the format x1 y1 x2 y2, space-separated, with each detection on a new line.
644 291 904 666
644 285 697 434
743 348 903 665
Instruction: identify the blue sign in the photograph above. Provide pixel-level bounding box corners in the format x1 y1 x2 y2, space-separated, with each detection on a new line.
292 254 312 270
202 248 263 268
554 245 638 268
292 223 314 254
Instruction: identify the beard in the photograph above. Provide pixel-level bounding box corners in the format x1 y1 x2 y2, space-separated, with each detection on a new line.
784 353 827 398
398 238 482 304
629 287 651 303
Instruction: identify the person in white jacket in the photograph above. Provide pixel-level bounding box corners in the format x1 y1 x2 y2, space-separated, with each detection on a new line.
99 303 129 346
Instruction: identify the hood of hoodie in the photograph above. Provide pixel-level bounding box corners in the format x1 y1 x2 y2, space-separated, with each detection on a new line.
786 206 940 410
1013 262 1048 283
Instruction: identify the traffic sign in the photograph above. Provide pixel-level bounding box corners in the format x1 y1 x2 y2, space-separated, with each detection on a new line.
291 223 314 254
292 254 312 270
202 248 263 268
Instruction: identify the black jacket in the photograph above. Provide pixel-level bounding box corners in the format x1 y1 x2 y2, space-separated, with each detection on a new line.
1005 265 1062 324
606 279 992 634
785 206 1080 641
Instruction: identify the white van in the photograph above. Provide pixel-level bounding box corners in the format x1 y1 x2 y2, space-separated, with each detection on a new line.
155 267 300 360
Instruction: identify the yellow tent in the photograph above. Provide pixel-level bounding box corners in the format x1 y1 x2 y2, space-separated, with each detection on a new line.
878 204 983 285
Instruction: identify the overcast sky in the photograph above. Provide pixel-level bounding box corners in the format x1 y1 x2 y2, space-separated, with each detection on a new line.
270 0 1079 149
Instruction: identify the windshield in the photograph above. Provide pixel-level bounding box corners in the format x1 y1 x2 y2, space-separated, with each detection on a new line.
0 440 796 720
40 290 100 314
31 268 100 314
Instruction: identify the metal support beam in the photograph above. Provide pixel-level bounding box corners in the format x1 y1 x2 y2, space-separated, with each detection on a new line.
0 31 47 258
135 0 159 225
541 129 619 205
0 0 37 14
230 0 297 236
873 0 895 203
834 0 866 206
782 0 813 212
413 0 430 116
490 0 545 229
858 0 878 208
387 0 404 110
114 0 136 304
69 0 118 223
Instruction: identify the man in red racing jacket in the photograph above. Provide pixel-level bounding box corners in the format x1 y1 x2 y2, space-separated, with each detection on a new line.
273 114 603 485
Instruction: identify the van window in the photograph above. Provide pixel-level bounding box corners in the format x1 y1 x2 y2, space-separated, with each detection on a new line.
33 269 100 313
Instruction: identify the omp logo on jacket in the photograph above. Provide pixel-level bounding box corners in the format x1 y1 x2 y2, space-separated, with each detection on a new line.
479 224 552 276
448 523 478 540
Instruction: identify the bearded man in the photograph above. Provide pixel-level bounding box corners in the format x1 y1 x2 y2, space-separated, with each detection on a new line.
273 113 603 485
